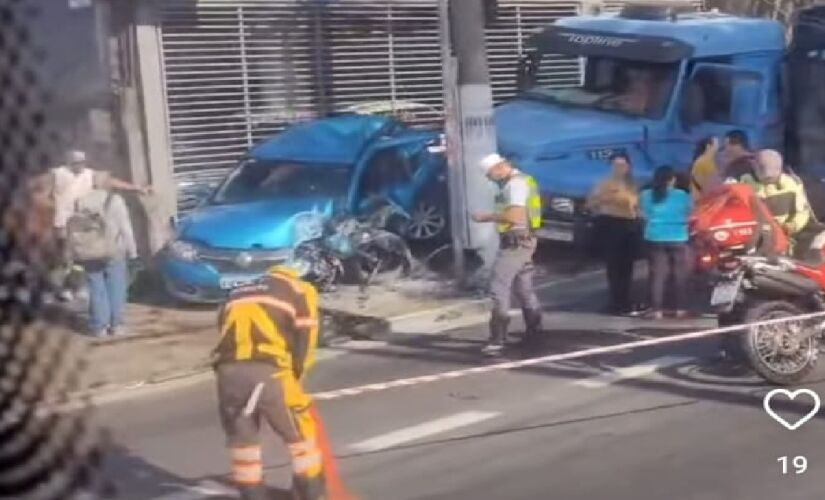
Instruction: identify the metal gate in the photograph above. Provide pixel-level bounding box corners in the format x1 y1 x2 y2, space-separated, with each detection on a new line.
157 0 583 212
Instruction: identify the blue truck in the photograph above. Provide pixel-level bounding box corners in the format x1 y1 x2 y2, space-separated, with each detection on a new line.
504 2 825 244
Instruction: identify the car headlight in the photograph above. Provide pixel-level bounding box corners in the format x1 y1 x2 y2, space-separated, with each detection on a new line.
294 212 324 245
168 240 199 262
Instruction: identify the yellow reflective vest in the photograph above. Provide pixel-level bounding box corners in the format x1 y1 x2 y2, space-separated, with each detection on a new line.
740 173 811 235
494 173 543 233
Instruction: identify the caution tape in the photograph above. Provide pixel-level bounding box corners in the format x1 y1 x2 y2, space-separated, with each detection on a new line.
312 310 825 401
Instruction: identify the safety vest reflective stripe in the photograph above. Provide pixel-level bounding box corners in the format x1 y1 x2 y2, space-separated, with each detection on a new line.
270 270 305 295
291 452 323 474
295 318 319 328
231 446 263 462
496 173 543 233
232 462 263 485
526 176 542 230
289 440 323 474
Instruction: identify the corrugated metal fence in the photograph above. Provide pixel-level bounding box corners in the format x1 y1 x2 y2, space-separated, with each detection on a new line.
157 0 701 212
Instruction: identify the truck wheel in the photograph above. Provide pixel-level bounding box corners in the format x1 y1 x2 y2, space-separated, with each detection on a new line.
740 301 818 385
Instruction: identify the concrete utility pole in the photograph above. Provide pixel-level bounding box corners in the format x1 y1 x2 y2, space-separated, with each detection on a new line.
439 0 499 285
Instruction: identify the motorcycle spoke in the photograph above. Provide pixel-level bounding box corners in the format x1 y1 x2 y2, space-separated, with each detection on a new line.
752 317 815 375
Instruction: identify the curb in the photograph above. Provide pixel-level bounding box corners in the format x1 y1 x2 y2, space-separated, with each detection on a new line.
84 326 215 347
65 270 607 406
46 369 217 416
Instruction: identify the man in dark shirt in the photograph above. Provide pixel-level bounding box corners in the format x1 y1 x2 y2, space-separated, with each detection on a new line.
721 130 758 181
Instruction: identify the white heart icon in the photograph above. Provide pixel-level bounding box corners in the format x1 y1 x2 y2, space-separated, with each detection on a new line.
763 389 821 431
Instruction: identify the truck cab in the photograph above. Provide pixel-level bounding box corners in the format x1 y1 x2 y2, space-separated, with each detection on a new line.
499 3 786 243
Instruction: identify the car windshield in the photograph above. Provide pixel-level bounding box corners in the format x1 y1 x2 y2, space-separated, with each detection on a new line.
211 160 352 205
524 53 679 119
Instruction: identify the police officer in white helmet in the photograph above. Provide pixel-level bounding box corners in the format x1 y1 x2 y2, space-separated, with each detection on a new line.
472 153 544 356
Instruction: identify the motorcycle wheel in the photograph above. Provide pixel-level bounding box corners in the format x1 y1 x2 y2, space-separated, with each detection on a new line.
349 232 413 285
741 301 819 385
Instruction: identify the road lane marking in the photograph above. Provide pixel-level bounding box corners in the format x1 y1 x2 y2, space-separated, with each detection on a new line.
349 411 500 453
573 356 694 389
314 309 825 401
152 480 236 500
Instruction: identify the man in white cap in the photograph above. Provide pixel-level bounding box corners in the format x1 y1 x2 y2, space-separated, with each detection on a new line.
741 149 813 250
49 150 150 300
51 150 149 232
472 153 544 356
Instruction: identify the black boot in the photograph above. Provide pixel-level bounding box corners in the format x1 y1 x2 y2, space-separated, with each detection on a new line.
482 315 509 356
519 309 544 347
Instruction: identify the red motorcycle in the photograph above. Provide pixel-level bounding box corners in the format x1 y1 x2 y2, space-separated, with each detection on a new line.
692 183 825 385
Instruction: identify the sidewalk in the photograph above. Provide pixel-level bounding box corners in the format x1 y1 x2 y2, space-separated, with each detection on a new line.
71 302 217 398
65 265 713 403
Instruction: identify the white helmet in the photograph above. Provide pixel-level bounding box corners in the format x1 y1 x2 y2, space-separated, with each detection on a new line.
479 153 507 173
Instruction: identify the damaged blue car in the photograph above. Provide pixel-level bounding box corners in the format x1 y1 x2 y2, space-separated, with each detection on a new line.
160 115 448 303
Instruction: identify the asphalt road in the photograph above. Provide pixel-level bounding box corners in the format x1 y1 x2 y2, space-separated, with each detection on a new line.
96 257 825 500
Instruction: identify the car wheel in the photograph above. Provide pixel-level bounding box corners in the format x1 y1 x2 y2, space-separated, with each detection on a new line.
405 200 447 242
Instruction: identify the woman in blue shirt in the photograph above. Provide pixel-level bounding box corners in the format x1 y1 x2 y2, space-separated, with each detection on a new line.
639 166 694 319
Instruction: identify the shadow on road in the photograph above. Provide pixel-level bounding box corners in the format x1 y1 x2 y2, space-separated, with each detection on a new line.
105 442 293 499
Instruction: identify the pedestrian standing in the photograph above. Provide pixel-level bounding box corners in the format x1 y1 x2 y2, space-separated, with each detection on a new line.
74 189 137 337
639 166 694 320
689 137 721 198
49 150 149 301
472 153 544 356
586 153 640 315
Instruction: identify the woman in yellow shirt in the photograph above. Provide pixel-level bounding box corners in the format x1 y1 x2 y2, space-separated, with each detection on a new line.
689 137 720 199
587 153 640 315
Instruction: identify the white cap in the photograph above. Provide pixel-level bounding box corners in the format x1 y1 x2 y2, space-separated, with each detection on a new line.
480 153 507 172
756 149 783 180
66 150 87 164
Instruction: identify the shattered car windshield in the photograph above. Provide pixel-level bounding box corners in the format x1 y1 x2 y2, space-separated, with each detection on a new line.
524 53 678 119
212 159 352 204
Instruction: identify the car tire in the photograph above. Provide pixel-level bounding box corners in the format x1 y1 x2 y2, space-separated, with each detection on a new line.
404 198 449 243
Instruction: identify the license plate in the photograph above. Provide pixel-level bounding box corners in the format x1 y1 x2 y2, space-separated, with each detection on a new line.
536 227 574 242
219 275 258 290
710 279 741 306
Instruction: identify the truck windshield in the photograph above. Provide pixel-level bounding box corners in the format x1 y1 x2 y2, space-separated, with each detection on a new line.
524 53 679 119
212 159 352 205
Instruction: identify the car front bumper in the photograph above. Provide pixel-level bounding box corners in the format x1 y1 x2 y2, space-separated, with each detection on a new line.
159 253 288 304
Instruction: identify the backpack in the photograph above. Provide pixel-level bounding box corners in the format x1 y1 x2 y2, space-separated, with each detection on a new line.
67 193 117 263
